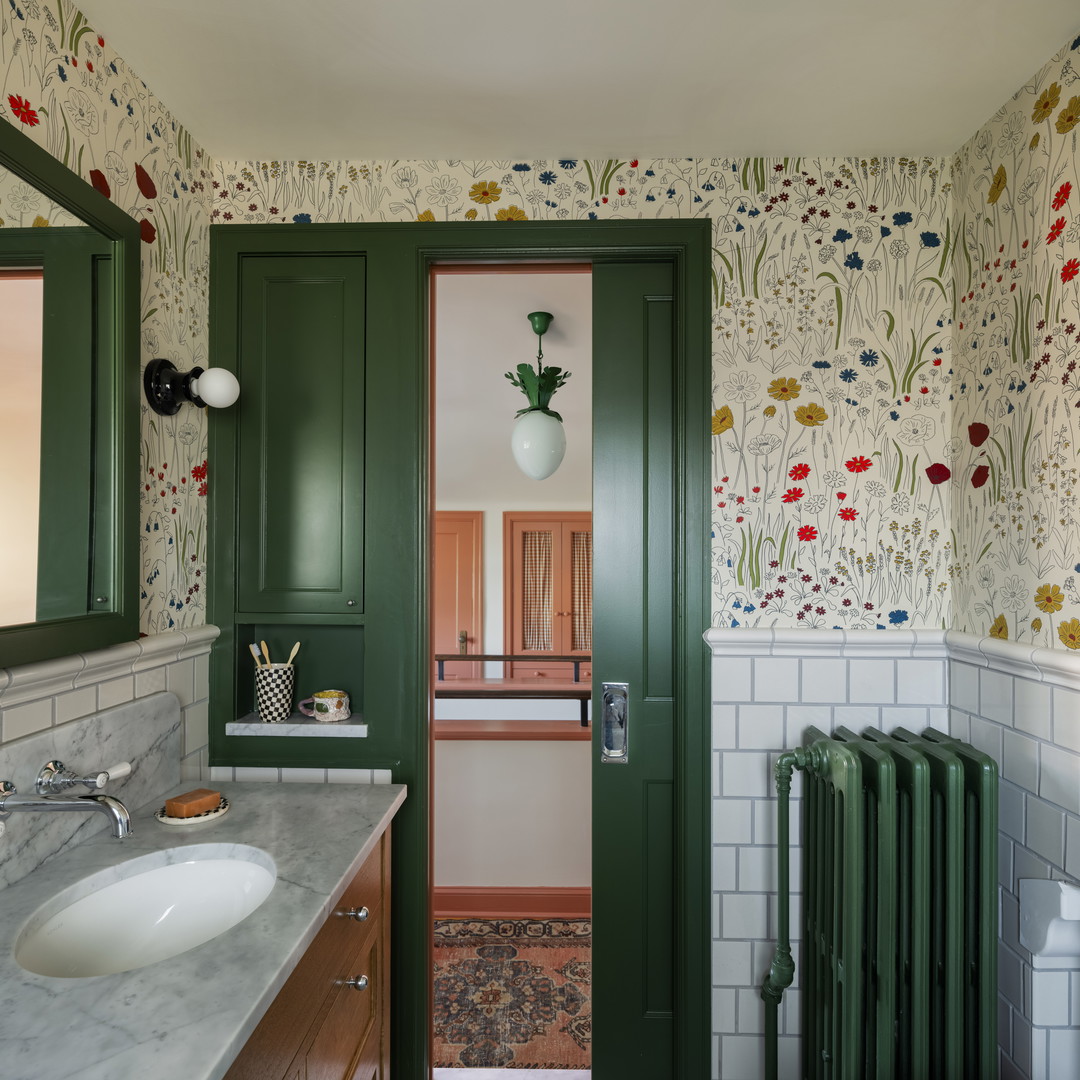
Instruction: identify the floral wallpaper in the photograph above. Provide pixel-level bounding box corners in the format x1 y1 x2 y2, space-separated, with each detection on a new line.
1 0 212 635
211 156 956 633
4 1 1080 650
0 161 80 224
951 34 1080 650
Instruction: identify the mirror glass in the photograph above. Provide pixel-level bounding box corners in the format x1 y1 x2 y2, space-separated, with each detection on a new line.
0 165 93 627
0 121 138 667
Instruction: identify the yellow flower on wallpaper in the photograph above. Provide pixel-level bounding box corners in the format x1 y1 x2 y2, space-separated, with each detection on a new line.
464 209 478 220
712 406 734 435
1032 80 1061 123
416 210 435 222
32 215 50 227
469 181 502 204
763 405 777 417
1031 617 1043 632
1056 96 1080 135
1034 583 1064 613
795 403 828 427
1030 132 1041 149
987 166 1007 205
495 205 528 221
989 614 1008 640
767 377 801 401
1059 618 1080 650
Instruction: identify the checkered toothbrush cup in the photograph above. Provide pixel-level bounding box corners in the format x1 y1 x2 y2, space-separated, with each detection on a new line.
255 663 295 723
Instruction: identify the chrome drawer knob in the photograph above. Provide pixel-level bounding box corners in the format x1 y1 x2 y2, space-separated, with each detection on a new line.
344 906 369 922
344 974 369 991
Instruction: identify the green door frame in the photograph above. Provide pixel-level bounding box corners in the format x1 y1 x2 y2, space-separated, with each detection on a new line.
209 218 711 1079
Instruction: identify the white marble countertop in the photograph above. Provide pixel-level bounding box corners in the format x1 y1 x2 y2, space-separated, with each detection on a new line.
0 780 406 1080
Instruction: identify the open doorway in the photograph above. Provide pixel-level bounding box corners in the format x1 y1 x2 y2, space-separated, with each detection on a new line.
430 265 593 1076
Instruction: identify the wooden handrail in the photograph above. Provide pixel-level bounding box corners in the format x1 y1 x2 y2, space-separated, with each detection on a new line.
434 653 590 683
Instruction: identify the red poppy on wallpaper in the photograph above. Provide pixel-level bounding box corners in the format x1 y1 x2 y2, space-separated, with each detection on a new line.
1052 181 1072 211
838 507 858 521
844 455 872 473
925 463 951 485
797 525 818 541
7 94 39 126
140 219 157 243
968 422 990 447
788 463 810 480
89 169 110 198
1062 259 1080 284
135 162 157 199
971 464 990 488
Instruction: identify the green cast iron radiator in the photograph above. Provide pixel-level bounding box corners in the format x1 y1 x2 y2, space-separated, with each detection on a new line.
760 726 998 1080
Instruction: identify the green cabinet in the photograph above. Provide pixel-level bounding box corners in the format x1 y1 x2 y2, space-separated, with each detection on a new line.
236 255 366 616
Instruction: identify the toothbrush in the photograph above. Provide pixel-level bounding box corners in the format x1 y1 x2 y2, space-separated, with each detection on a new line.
249 643 263 668
286 641 301 666
260 640 272 666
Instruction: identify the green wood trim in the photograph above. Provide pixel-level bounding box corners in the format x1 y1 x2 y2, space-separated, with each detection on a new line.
208 218 711 1080
0 120 139 667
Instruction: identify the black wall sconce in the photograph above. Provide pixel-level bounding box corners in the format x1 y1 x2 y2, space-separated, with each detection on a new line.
144 358 240 416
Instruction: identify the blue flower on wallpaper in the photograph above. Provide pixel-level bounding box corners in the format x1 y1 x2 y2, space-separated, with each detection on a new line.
890 410 900 420
512 163 531 172
735 223 744 232
880 226 891 236
292 213 311 223
833 228 853 243
888 609 909 625
892 211 912 226
666 188 676 198
813 359 832 369
840 368 858 383
748 208 760 217
645 194 655 201
920 231 941 247
844 251 864 270
645 169 654 176
57 64 67 81
588 212 597 219
702 182 715 191
558 159 577 169
539 171 556 185
860 349 879 366
737 204 746 213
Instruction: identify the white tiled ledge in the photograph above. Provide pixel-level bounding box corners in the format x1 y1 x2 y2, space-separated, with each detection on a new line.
0 625 220 708
704 627 948 658
226 713 369 737
704 627 1080 691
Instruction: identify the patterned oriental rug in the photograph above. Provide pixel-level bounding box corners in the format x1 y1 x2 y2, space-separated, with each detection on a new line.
433 918 591 1069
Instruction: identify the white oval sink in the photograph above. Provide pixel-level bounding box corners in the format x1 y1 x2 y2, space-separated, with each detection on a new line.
15 844 276 978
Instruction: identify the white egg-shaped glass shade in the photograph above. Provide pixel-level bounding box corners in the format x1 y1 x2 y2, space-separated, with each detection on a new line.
192 367 240 408
511 410 566 481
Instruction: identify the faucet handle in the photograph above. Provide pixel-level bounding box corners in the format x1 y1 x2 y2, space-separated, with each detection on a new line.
36 760 132 794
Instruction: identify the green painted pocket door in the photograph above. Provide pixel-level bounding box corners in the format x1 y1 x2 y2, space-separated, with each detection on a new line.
235 254 366 615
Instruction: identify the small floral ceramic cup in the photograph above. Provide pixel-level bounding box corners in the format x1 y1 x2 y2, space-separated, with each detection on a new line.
298 690 350 722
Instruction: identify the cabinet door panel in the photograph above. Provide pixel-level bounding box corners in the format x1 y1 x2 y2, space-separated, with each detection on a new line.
237 255 365 614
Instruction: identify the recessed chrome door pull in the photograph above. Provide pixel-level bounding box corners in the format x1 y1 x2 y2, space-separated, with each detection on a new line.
600 681 629 764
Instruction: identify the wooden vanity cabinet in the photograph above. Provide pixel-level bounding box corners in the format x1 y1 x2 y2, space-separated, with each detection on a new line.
225 827 390 1080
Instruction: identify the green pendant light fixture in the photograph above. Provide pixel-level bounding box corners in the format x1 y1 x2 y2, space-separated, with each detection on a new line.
505 311 571 481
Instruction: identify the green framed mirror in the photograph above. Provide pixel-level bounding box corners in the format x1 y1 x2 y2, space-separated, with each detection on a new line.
0 119 139 667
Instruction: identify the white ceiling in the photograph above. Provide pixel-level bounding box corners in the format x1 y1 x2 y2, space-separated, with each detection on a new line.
78 0 1080 160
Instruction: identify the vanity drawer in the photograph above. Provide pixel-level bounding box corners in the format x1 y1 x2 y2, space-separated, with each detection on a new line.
225 827 390 1080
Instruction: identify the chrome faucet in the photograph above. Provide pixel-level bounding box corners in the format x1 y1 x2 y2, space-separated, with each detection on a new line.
0 759 133 839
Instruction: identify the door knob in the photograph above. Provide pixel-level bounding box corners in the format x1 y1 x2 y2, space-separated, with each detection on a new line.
458 629 467 655
344 975 369 991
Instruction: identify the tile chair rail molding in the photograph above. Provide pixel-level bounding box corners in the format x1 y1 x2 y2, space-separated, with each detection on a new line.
0 627 218 779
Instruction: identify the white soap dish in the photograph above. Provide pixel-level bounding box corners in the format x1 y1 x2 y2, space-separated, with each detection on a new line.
154 796 230 827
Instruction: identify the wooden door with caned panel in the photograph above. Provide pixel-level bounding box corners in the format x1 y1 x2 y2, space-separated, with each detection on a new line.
503 511 591 680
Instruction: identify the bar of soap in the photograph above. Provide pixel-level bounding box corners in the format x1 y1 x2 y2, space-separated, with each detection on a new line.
164 788 222 818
